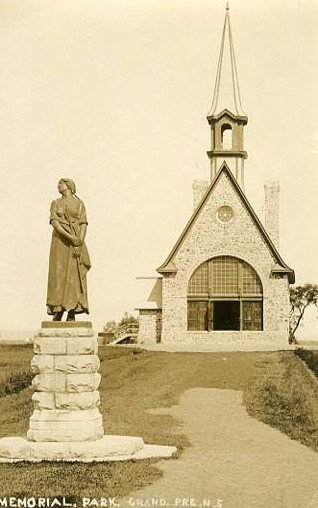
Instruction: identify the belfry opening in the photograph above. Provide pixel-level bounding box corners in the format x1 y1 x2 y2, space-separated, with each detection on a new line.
221 123 232 149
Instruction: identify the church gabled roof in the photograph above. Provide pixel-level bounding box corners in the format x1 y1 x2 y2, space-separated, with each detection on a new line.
157 163 295 283
207 3 246 120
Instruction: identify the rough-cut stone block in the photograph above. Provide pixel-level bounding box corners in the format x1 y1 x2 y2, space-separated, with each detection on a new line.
33 337 67 355
0 436 177 462
27 423 104 442
32 392 55 410
28 419 102 431
55 391 100 410
29 408 101 422
54 355 100 374
41 321 92 329
66 337 98 355
0 437 30 459
39 328 94 338
28 322 105 444
31 355 54 374
32 435 144 459
32 373 66 392
132 443 177 460
66 373 101 392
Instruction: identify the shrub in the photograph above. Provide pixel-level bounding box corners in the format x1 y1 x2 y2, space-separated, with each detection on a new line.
103 320 117 333
244 352 318 452
295 349 318 378
103 312 139 335
0 370 33 398
118 312 138 327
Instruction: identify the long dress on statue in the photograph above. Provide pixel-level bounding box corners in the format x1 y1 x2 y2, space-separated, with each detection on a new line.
46 195 91 316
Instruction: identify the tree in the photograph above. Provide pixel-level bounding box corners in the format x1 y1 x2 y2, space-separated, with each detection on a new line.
118 312 138 327
289 284 318 342
103 312 138 334
103 320 117 333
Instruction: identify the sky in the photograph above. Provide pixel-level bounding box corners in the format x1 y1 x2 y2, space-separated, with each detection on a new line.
0 0 317 336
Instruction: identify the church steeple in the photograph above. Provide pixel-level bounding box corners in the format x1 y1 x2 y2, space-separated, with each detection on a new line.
207 3 248 189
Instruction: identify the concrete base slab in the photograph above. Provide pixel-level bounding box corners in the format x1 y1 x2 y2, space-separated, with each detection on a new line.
0 435 177 462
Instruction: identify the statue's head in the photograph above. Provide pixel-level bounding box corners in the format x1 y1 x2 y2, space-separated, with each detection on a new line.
58 178 76 195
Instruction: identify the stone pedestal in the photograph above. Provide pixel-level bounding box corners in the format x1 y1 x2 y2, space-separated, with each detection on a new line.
0 321 177 462
28 321 103 442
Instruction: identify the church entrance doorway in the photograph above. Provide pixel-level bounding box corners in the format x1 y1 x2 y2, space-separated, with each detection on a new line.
187 256 263 332
213 301 240 330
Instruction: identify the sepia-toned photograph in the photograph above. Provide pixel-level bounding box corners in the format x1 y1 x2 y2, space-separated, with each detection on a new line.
0 0 317 506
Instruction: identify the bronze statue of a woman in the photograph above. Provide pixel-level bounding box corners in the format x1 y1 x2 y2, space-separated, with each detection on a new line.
46 178 91 321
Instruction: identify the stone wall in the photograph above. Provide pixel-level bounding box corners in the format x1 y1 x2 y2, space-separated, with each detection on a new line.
160 171 290 344
138 309 162 344
192 180 209 210
210 156 245 189
264 181 280 249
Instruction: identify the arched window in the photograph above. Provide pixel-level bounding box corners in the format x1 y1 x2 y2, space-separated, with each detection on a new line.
187 256 263 331
221 123 232 149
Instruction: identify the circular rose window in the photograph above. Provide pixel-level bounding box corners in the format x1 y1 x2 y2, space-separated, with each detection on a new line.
217 205 233 223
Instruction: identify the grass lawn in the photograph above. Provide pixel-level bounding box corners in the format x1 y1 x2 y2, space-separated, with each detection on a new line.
295 349 318 378
0 346 317 499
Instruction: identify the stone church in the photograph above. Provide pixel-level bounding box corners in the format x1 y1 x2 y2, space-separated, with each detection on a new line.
136 6 294 347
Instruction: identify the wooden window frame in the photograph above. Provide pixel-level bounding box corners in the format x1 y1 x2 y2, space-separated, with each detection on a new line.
187 256 263 331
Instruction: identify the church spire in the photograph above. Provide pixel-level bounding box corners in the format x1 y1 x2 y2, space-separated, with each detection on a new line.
208 3 246 118
207 4 248 189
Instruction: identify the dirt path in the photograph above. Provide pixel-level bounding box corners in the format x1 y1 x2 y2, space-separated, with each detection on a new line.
121 388 318 508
